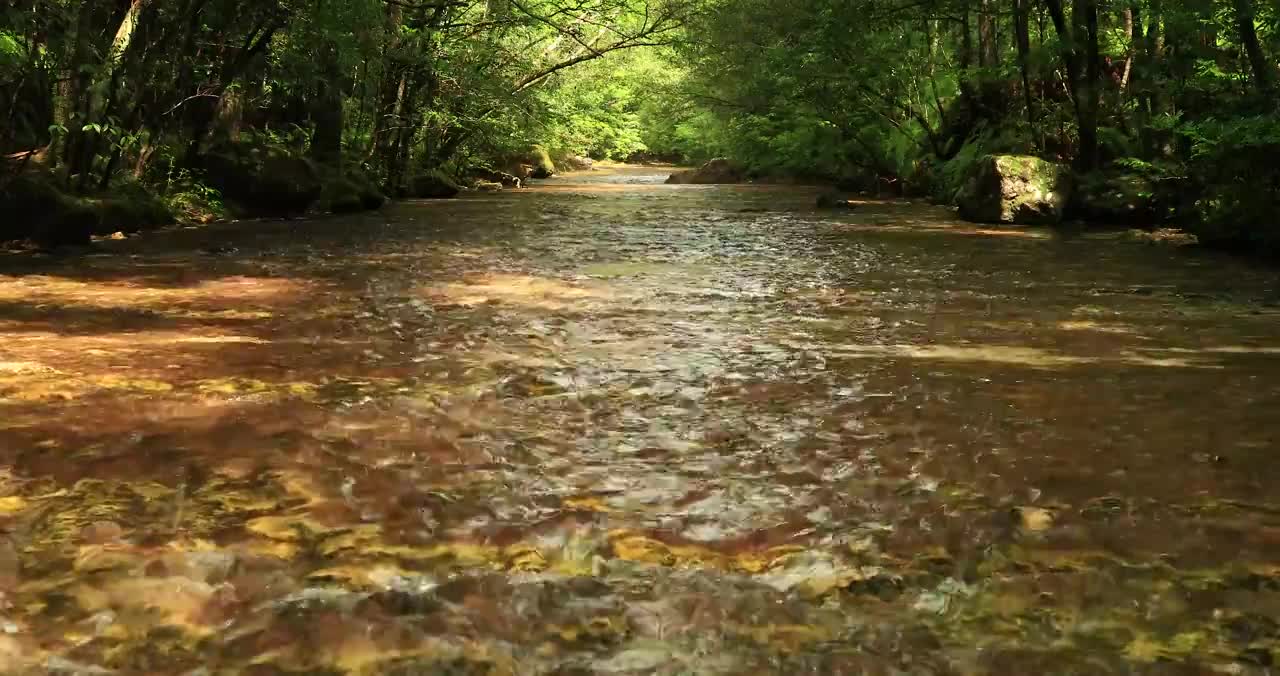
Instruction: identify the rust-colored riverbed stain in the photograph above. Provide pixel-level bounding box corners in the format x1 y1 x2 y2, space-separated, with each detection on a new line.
0 167 1279 673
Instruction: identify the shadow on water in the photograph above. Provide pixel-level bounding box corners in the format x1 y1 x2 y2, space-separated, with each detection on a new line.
0 166 1279 673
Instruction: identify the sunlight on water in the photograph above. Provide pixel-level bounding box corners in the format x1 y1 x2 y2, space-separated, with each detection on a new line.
0 167 1278 673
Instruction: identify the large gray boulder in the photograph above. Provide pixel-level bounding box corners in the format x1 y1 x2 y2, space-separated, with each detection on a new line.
957 155 1072 225
666 158 745 185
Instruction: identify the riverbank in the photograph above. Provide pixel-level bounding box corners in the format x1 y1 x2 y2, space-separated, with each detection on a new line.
0 163 1216 265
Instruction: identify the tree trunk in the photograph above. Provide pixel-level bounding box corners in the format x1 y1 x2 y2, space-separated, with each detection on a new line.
1138 0 1163 157
1015 0 1036 139
958 0 978 111
61 0 97 182
1046 0 1099 170
977 0 1003 118
1232 0 1273 95
183 20 283 165
1079 0 1100 170
1121 6 1135 93
310 43 344 168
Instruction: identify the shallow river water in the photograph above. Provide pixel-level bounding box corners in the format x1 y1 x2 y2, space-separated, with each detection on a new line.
1 167 1280 674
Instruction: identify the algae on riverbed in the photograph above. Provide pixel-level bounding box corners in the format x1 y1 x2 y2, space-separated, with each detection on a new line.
0 169 1278 673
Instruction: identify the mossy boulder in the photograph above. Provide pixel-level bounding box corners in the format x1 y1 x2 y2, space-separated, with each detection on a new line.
347 171 387 210
1071 172 1156 224
320 177 367 214
957 155 1072 225
529 147 555 179
92 198 172 235
100 182 176 233
252 155 322 215
0 173 173 247
406 170 461 198
318 168 386 214
1 173 78 243
200 145 322 217
665 158 746 185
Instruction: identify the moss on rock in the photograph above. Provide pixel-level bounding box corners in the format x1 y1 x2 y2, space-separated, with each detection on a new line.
1 173 174 247
320 177 367 214
200 144 322 217
406 170 461 198
529 146 556 179
957 155 1072 225
347 170 387 210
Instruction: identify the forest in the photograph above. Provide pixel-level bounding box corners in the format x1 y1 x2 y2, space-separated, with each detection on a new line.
2 0 1278 252
4 1 1280 672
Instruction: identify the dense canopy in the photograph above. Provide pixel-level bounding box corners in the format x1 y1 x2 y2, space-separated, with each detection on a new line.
1 0 1278 246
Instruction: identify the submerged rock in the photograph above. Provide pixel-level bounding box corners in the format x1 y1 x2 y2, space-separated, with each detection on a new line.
956 154 1071 225
406 170 461 199
816 193 857 209
560 154 595 171
666 158 745 185
1015 506 1055 532
1123 228 1199 247
470 167 522 189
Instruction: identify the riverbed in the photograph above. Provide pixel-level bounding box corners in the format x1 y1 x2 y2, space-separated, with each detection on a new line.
1 166 1279 673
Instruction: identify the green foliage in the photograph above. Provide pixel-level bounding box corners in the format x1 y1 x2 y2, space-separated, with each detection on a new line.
931 126 1030 203
3 0 1277 255
1179 116 1280 253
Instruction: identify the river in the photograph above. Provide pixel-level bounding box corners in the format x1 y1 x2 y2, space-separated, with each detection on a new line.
1 166 1279 673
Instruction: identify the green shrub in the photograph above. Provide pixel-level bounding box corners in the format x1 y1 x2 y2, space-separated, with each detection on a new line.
1175 117 1280 255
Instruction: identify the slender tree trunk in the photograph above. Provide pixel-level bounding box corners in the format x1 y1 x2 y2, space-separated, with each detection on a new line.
958 0 979 111
977 0 1003 118
1121 6 1135 93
